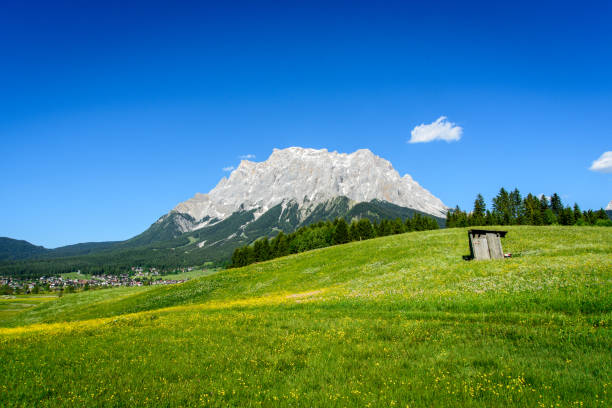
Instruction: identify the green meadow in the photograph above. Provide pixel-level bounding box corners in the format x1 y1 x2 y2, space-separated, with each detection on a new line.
1 226 611 407
60 271 94 280
156 268 219 281
0 295 56 320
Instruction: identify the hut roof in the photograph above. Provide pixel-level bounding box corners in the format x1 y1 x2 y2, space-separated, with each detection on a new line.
468 229 508 237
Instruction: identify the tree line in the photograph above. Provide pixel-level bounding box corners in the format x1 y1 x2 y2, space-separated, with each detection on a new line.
446 188 611 227
0 248 220 279
230 213 439 268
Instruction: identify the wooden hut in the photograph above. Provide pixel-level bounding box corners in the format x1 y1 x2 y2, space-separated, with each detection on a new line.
467 229 508 260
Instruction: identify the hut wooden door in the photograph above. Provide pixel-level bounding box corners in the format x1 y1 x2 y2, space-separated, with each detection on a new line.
471 233 490 260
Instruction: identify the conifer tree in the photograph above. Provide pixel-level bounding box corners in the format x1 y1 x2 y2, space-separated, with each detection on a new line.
539 195 549 210
372 220 380 236
405 216 415 232
230 247 241 267
573 204 582 224
451 207 468 227
484 210 494 226
356 218 375 240
471 194 486 226
392 218 405 234
445 210 454 228
261 237 271 260
427 217 440 230
270 231 288 258
473 194 486 218
378 219 392 237
550 193 563 215
349 221 359 241
492 188 511 224
523 193 542 225
509 189 524 224
543 209 557 225
332 218 349 244
559 207 575 225
595 209 608 220
253 239 266 262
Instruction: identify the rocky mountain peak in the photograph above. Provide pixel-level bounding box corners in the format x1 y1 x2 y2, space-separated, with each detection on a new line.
171 147 447 231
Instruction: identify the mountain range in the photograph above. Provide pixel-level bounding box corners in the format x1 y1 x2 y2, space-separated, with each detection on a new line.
1 148 448 272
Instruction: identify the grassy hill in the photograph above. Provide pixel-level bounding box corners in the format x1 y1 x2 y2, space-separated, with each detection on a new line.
1 226 611 407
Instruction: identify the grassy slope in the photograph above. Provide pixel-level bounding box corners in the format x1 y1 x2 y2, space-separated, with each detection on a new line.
156 268 219 281
0 295 56 320
60 272 93 279
1 226 611 407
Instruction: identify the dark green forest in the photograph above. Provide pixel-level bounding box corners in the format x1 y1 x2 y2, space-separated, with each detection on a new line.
447 188 611 227
0 245 214 279
230 214 439 268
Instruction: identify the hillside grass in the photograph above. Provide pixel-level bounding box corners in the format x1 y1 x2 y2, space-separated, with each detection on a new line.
0 295 56 320
1 226 611 407
156 267 219 281
60 271 93 279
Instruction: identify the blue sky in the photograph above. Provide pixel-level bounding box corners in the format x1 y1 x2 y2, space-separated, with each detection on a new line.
1 1 611 248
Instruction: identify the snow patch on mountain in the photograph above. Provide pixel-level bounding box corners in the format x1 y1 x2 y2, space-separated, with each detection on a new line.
172 147 447 228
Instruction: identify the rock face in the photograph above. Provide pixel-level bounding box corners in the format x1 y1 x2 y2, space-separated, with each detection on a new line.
170 147 447 232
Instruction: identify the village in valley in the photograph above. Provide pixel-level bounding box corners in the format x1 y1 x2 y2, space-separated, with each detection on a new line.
0 266 197 295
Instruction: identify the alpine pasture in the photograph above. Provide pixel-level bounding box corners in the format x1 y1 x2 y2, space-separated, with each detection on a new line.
1 226 611 407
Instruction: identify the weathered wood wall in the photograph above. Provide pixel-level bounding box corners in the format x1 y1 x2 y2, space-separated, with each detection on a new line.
468 231 505 260
486 233 504 259
471 233 490 260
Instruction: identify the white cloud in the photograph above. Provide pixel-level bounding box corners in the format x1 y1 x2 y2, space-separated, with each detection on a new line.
409 116 463 143
239 154 256 159
589 151 612 173
222 166 235 172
